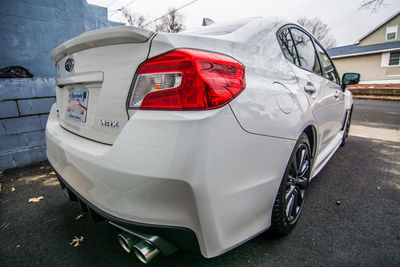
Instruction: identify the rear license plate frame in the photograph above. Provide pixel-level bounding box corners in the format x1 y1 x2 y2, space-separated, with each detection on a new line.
67 89 89 123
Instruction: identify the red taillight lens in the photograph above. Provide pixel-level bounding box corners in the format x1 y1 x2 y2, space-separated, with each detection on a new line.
129 49 245 110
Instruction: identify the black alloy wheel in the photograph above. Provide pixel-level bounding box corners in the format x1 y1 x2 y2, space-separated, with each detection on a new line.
270 133 311 235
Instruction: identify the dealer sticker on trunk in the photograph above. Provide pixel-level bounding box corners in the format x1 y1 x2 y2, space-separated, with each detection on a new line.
67 89 88 122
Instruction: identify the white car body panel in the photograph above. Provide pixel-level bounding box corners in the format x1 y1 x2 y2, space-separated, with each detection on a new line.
55 42 151 144
47 17 353 258
150 21 316 141
47 103 295 257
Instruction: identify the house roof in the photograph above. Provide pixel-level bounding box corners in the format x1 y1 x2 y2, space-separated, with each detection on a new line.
356 10 400 44
327 41 400 58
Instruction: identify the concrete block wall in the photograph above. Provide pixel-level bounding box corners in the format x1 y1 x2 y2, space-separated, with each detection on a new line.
0 78 55 170
0 0 124 170
0 0 124 77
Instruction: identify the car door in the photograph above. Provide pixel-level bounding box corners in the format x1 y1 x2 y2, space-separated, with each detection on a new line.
312 40 345 143
278 26 344 148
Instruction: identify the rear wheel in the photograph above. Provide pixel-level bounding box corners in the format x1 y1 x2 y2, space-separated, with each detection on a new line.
270 133 311 235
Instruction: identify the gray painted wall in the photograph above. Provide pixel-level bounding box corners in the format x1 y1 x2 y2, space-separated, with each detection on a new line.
0 78 55 170
0 0 124 170
0 0 123 77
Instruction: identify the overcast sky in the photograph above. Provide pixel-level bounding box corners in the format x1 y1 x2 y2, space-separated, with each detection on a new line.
88 0 400 46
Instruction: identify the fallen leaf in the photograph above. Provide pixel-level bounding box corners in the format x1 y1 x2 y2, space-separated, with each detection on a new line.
28 196 44 203
75 214 84 221
69 236 84 247
16 244 20 248
336 200 341 205
50 171 55 175
11 187 16 192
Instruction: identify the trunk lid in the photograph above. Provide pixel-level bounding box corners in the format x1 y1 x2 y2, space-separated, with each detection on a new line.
51 26 154 144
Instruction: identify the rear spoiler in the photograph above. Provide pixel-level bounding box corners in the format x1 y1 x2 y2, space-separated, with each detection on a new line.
51 26 154 65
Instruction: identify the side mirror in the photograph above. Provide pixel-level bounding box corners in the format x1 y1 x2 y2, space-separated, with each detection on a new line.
342 73 360 90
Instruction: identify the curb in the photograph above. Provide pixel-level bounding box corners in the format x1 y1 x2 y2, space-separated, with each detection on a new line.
347 84 400 102
352 95 400 101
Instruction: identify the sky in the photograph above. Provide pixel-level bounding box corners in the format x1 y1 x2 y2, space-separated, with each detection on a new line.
88 0 400 47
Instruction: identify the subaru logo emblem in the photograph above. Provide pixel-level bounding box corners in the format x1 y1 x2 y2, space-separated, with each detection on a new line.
65 58 74 72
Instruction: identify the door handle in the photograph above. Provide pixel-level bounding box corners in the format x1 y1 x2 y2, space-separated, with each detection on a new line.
334 90 340 98
304 83 316 94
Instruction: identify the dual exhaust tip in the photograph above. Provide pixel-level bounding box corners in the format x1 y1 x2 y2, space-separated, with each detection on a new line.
117 233 160 264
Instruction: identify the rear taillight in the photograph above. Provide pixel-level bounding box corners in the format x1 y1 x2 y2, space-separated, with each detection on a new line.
128 49 245 110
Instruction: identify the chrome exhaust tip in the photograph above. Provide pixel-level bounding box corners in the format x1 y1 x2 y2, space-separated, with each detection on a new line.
133 240 160 264
117 233 138 253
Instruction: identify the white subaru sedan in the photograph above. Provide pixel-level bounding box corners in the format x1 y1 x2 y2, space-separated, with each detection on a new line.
46 17 359 263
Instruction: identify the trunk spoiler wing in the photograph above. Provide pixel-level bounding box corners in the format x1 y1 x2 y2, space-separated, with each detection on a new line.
51 26 154 65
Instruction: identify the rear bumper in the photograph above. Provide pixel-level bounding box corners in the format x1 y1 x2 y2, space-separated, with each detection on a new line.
46 104 295 257
53 167 200 254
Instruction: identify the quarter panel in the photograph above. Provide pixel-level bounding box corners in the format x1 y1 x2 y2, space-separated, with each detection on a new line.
149 21 315 141
228 36 315 140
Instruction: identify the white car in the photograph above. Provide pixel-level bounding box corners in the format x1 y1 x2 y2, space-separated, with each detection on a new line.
47 17 359 263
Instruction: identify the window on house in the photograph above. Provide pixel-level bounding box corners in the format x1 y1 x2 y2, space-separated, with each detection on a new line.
386 25 398 41
389 51 400 66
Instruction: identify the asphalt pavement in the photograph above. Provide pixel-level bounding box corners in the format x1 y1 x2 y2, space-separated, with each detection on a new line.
352 99 400 129
0 100 399 266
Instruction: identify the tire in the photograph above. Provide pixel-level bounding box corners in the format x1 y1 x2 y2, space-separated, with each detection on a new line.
269 133 311 236
341 106 353 147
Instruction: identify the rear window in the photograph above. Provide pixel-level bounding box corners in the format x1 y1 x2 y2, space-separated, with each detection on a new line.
184 19 256 36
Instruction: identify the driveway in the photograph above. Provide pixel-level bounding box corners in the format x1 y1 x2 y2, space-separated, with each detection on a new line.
1 99 399 266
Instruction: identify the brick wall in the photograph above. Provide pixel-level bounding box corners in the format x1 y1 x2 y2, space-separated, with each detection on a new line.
0 78 56 170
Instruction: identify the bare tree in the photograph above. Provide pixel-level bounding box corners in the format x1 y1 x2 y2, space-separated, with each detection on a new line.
297 17 337 48
154 7 185 33
120 7 147 28
359 0 386 12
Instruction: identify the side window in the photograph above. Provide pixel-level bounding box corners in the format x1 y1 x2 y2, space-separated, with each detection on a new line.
290 28 321 75
278 28 300 66
314 42 340 84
